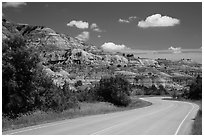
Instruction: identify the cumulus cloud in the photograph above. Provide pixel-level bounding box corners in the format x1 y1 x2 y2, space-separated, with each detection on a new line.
3 2 27 8
90 23 102 32
101 42 128 51
75 31 90 41
97 35 101 38
67 20 89 29
138 14 180 28
118 18 130 23
168 46 182 53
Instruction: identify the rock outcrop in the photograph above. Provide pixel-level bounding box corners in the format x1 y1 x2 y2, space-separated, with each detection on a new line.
2 18 201 91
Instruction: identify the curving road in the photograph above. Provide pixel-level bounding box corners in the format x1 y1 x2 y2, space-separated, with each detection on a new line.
3 97 199 135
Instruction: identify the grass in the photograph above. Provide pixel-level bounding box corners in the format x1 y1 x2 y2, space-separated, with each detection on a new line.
191 100 202 135
2 97 152 132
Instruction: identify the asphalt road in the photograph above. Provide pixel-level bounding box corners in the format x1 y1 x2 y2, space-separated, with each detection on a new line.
3 97 199 135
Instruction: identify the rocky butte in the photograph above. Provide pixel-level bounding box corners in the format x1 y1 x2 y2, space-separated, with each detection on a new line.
2 18 202 93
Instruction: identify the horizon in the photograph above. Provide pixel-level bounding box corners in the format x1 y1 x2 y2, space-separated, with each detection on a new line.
2 2 202 63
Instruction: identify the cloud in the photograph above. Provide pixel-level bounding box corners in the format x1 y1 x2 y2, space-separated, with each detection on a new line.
76 31 90 41
168 46 182 53
97 35 101 38
93 28 102 32
90 23 102 32
118 16 137 23
118 18 130 23
138 14 180 28
90 23 97 29
67 20 89 29
3 2 27 8
128 16 137 20
101 42 129 51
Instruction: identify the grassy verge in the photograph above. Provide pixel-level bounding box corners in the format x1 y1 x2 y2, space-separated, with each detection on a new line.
191 100 202 135
2 97 152 132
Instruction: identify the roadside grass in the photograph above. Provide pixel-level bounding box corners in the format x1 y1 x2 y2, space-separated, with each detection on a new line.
2 97 152 132
191 100 202 135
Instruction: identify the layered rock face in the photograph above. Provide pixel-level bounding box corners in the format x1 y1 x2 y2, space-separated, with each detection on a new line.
2 18 131 89
3 18 201 90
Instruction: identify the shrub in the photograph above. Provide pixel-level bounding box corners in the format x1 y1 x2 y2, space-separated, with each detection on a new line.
96 75 131 106
76 85 98 102
171 90 178 99
2 35 39 116
40 82 78 112
188 75 202 100
158 85 168 95
75 80 83 87
2 35 79 117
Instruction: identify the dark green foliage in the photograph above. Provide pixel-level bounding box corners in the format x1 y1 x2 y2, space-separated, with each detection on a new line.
75 80 83 87
2 35 79 117
158 85 168 95
96 75 131 106
41 82 78 112
133 84 169 96
192 109 202 135
30 67 79 112
149 84 158 95
76 85 98 102
31 67 54 110
188 75 202 100
2 35 39 116
171 90 177 99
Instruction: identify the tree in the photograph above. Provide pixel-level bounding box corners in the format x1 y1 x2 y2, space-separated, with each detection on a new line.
188 75 202 100
150 84 158 95
75 80 83 87
96 75 131 106
2 35 39 116
158 85 167 95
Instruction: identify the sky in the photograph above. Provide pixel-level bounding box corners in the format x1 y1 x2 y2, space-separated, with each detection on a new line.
2 2 202 63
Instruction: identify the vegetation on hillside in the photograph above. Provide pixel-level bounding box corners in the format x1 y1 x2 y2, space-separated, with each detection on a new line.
96 75 131 106
131 84 169 96
2 35 39 116
192 108 202 135
170 75 202 100
2 35 134 119
2 35 79 117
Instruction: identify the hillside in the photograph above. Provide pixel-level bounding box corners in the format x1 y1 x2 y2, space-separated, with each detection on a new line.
2 18 202 91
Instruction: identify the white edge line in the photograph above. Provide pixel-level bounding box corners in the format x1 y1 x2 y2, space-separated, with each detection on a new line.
174 102 199 135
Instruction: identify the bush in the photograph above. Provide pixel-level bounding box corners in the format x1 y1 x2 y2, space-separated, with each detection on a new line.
158 85 168 95
188 75 202 100
2 35 39 116
2 35 79 117
96 75 131 106
76 85 98 102
40 82 78 112
75 80 83 87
